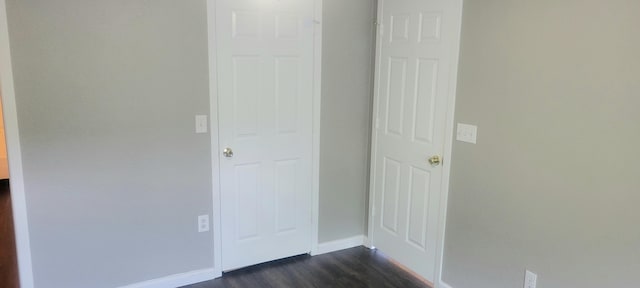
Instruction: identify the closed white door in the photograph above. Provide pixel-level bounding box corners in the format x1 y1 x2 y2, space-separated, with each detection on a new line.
215 0 315 271
370 0 461 282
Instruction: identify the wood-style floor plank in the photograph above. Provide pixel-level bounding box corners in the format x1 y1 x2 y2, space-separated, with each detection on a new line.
0 180 19 288
183 246 431 288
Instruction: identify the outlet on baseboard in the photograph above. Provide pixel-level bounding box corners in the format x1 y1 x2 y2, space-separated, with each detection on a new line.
198 215 210 232
524 270 537 288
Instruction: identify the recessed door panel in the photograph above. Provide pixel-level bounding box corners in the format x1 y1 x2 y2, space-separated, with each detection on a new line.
381 157 401 234
385 57 407 136
412 58 438 144
406 166 430 250
275 159 298 233
233 56 261 138
232 11 261 38
235 163 261 241
390 14 410 42
418 12 442 42
275 57 299 134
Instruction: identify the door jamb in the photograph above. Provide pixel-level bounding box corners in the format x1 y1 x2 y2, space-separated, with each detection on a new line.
366 0 385 249
205 0 223 278
309 0 323 256
435 2 463 287
205 0 323 275
366 1 463 287
0 0 35 287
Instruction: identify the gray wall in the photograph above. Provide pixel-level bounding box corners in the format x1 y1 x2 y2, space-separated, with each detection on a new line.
443 0 640 287
7 0 213 287
6 0 378 286
319 0 376 243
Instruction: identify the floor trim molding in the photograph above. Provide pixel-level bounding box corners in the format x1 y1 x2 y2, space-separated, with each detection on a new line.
314 235 365 255
439 280 453 288
119 268 216 288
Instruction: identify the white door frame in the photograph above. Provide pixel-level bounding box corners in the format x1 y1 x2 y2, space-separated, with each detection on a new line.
366 0 463 287
206 0 323 277
0 0 35 287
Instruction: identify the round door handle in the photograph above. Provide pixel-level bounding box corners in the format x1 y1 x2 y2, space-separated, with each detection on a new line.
223 148 234 158
428 155 441 166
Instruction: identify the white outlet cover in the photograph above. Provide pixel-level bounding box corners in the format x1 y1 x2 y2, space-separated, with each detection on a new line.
198 214 210 232
456 123 478 144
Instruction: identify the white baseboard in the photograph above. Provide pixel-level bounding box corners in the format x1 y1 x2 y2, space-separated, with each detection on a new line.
439 280 453 288
314 235 365 255
362 236 372 248
119 268 217 288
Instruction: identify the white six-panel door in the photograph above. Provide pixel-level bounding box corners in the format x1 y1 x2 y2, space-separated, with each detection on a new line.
215 0 315 271
371 0 461 282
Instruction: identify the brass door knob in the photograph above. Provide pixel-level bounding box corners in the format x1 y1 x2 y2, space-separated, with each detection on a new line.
428 155 441 166
223 148 234 158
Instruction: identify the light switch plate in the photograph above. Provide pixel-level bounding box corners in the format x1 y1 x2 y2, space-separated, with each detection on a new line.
456 123 477 144
195 115 208 134
524 270 537 288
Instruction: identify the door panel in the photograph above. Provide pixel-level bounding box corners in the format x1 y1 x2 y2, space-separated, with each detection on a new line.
407 166 430 250
381 157 401 234
385 58 407 136
371 0 460 282
216 0 314 271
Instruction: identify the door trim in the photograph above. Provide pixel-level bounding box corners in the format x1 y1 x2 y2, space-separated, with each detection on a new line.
310 0 323 257
435 1 463 286
0 0 35 287
206 0 323 276
205 0 223 278
366 0 463 286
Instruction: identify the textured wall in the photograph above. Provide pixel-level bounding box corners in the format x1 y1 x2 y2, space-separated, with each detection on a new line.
7 0 213 287
443 0 640 287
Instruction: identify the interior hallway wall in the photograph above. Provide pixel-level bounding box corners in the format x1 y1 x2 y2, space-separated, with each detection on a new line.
443 0 640 287
5 0 379 286
319 0 376 243
6 0 213 287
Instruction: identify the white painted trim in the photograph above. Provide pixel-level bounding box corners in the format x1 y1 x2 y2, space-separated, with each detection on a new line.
362 236 372 248
366 0 385 251
0 1 35 288
119 269 216 288
435 0 464 287
310 0 323 257
205 0 223 279
362 0 377 252
206 0 322 272
438 280 454 288
315 235 365 255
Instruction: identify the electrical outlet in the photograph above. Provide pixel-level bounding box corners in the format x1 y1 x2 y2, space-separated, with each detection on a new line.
198 215 209 232
524 270 537 288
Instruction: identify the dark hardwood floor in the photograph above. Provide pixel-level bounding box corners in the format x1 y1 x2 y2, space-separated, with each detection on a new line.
0 179 19 288
183 246 431 288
